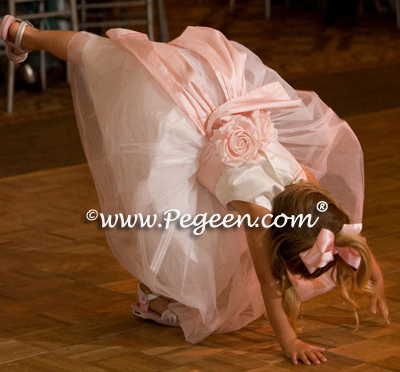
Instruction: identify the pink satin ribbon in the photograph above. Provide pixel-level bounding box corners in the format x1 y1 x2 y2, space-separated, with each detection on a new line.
204 82 301 138
299 223 363 273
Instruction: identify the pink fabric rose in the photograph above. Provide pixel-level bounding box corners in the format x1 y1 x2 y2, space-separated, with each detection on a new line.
209 109 277 167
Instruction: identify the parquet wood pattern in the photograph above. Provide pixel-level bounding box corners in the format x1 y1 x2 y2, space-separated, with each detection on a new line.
0 108 399 371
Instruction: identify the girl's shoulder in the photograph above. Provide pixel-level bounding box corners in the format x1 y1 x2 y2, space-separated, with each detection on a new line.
301 166 320 188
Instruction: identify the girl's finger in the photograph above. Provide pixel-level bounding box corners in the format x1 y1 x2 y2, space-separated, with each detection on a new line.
370 297 377 314
310 344 326 352
378 301 390 324
300 353 311 366
305 350 320 364
314 350 328 362
291 353 298 365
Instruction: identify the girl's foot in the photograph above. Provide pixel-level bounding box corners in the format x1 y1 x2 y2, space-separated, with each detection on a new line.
8 22 24 55
139 283 175 316
0 15 35 62
131 282 180 327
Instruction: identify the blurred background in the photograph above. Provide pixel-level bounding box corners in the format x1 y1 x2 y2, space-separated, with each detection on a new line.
0 0 399 177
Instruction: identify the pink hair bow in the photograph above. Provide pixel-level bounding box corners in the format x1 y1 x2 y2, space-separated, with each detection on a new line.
299 223 363 274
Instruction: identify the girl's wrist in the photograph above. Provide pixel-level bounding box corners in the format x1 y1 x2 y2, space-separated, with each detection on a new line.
281 337 299 350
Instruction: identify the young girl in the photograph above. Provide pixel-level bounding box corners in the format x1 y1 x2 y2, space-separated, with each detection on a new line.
1 16 389 365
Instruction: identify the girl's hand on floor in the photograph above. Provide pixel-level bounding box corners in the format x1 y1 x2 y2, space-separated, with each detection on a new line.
283 338 327 365
370 275 390 325
369 250 390 325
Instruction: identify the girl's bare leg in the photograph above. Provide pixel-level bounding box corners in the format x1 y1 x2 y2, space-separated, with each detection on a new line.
9 22 77 61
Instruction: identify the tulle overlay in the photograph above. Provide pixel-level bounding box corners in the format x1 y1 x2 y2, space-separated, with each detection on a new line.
67 27 364 343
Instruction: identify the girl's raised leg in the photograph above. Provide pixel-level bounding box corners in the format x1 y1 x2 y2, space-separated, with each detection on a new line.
8 21 77 61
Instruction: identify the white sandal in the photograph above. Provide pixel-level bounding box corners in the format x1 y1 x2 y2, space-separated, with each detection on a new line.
131 284 180 327
0 15 34 63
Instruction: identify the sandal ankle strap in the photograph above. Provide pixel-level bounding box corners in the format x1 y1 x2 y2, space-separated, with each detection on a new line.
14 19 33 52
137 284 160 312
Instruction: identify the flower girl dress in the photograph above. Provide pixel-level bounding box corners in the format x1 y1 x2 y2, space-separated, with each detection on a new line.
67 26 365 343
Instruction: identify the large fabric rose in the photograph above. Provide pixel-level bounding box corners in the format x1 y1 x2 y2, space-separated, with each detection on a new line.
209 109 277 167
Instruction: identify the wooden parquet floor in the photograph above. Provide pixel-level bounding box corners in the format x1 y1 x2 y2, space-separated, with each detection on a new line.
0 107 399 371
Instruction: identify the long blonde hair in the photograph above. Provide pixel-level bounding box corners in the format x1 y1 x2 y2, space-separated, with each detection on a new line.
269 181 386 331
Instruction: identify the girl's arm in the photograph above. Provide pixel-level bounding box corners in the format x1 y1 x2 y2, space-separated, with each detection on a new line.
369 249 390 324
229 200 327 365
